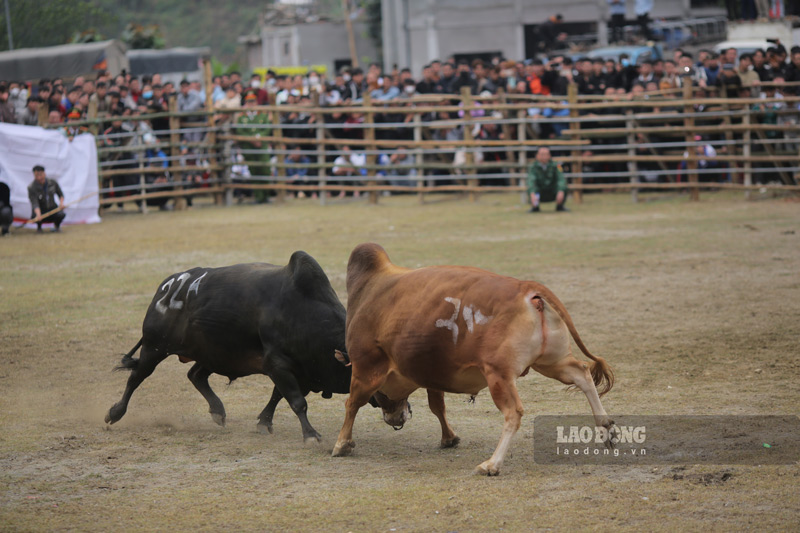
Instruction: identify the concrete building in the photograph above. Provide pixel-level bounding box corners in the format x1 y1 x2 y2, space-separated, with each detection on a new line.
239 0 378 75
382 0 726 76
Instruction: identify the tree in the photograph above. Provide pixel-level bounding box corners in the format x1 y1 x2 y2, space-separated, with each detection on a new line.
0 0 114 51
120 22 165 49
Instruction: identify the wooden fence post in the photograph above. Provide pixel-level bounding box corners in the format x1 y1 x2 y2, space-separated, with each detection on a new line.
169 95 187 210
315 96 326 206
497 88 515 186
721 84 737 186
87 98 99 136
682 80 699 201
626 109 639 203
203 59 223 205
517 108 527 205
568 83 583 204
414 112 424 204
272 108 286 204
37 101 48 127
364 93 378 204
138 148 148 215
743 106 752 200
461 86 478 202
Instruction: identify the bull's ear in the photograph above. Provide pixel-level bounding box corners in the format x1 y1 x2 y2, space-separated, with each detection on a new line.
288 251 329 293
334 349 351 366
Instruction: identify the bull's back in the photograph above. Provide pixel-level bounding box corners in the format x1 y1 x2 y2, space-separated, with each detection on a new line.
347 265 534 392
142 263 282 356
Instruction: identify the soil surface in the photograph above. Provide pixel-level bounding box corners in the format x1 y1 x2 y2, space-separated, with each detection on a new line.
1 192 798 531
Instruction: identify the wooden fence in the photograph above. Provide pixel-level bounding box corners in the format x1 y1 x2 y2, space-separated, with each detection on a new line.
60 79 800 209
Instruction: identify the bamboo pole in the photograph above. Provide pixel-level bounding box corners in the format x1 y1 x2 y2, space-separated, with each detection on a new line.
272 107 286 204
682 81 699 201
219 181 800 194
517 108 527 205
315 95 327 206
568 83 583 204
364 93 378 204
743 107 752 200
203 59 223 206
25 191 100 224
169 95 187 210
137 143 148 215
461 86 478 202
626 109 638 203
342 0 359 68
87 97 99 136
414 112 424 204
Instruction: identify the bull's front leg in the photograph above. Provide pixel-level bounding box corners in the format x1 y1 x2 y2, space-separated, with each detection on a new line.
262 349 321 444
332 349 389 457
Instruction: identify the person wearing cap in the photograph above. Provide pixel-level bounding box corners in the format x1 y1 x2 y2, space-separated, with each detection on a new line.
235 92 271 203
28 165 66 232
526 147 568 212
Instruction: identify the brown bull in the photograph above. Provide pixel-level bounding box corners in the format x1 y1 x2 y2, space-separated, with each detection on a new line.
331 243 615 475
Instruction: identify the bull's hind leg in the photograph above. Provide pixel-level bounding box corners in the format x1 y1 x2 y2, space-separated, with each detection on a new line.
535 356 613 430
332 349 390 457
105 346 169 424
476 373 524 476
187 363 226 426
256 388 283 434
427 389 460 448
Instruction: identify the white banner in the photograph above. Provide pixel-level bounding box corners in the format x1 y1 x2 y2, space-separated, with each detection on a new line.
0 123 100 226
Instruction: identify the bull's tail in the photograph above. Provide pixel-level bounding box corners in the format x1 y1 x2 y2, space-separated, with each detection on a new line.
532 284 615 396
114 338 143 372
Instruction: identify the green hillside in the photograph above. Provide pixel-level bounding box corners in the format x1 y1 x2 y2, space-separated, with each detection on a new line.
95 0 266 63
0 0 268 64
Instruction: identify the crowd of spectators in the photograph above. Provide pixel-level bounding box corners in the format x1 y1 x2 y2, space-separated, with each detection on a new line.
1 40 798 203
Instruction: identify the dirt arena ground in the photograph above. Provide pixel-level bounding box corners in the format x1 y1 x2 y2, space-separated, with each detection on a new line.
1 192 798 531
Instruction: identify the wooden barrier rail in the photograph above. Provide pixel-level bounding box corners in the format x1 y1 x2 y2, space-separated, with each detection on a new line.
73 78 800 209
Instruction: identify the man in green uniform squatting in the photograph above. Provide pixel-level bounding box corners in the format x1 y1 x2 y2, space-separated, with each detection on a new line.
526 147 568 212
235 92 272 203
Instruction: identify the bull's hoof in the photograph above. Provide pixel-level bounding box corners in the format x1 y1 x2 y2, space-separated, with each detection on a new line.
331 440 355 457
211 412 226 427
304 433 322 445
105 404 125 425
257 421 273 435
475 460 501 476
441 435 461 449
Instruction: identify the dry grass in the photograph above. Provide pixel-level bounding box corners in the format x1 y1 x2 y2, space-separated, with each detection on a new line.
1 191 799 532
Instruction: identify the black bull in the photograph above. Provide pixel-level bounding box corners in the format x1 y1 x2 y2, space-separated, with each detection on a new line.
105 251 360 442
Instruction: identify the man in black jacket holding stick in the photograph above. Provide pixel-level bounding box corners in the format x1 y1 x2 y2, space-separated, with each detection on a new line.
27 165 66 233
